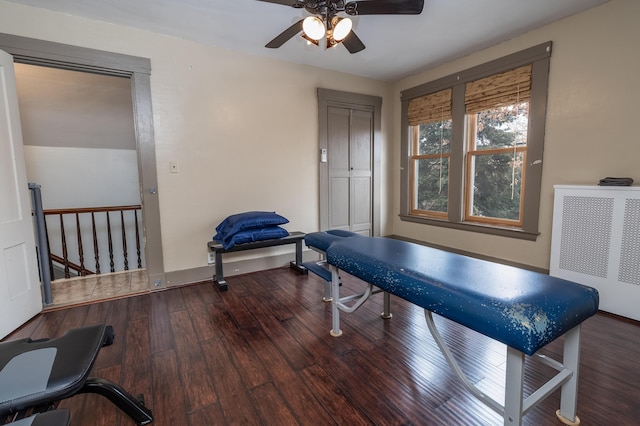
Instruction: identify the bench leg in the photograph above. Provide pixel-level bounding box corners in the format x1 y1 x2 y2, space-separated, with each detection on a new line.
214 251 227 292
289 240 308 275
81 377 153 425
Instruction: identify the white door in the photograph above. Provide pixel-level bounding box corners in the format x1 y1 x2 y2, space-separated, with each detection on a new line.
0 49 43 339
326 106 373 236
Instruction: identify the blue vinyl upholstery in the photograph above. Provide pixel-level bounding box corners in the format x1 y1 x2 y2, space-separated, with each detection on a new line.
305 232 599 355
304 229 361 252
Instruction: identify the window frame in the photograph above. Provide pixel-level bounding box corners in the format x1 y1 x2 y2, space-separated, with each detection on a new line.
409 124 451 219
400 42 552 241
464 111 528 227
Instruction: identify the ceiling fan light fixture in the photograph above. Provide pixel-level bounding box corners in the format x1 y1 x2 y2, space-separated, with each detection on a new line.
332 17 353 42
302 16 325 41
301 32 320 46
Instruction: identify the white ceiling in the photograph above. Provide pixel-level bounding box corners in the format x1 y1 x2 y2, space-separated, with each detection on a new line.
8 0 608 81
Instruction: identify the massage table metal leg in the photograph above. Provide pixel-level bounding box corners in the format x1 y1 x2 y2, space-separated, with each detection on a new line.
504 347 526 425
426 311 583 426
328 265 384 336
323 274 332 302
556 325 581 425
330 265 342 337
425 310 505 416
381 292 392 319
323 285 332 302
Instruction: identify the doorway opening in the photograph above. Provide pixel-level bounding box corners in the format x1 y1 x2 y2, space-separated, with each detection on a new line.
0 33 166 311
16 63 147 307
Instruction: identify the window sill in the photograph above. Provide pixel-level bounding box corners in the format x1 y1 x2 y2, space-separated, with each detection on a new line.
399 214 539 241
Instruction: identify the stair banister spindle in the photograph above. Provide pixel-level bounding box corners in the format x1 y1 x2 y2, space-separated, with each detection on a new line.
60 214 70 279
106 211 115 273
134 210 142 269
91 212 100 274
75 212 86 276
121 210 129 271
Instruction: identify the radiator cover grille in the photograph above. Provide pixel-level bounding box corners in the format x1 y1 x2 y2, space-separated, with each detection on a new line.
619 199 640 285
550 185 640 321
559 196 613 278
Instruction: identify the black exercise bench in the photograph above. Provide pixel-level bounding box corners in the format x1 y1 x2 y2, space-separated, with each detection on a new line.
0 324 153 425
207 231 307 291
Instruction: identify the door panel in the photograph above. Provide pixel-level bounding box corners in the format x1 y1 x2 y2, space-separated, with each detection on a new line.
329 178 350 229
326 105 373 236
0 49 42 339
328 107 350 170
327 106 351 231
318 89 381 236
350 109 373 236
351 177 372 235
351 110 373 172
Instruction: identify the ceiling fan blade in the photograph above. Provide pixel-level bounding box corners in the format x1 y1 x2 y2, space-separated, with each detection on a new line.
345 0 424 15
255 0 303 7
342 31 366 54
265 19 304 48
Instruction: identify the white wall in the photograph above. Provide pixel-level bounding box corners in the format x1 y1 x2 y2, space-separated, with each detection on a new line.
24 146 143 275
15 63 136 150
0 1 393 275
24 146 140 208
391 0 640 270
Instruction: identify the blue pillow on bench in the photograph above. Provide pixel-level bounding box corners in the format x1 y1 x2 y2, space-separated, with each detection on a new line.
213 211 290 249
220 226 289 250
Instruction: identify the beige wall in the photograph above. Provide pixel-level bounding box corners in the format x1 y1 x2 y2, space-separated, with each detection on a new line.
2 0 636 276
0 1 393 275
391 0 640 270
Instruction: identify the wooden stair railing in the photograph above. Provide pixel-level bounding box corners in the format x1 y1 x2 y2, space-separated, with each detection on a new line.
43 205 143 279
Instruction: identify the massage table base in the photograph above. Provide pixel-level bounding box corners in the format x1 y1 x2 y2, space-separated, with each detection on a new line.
303 231 597 425
327 263 581 426
426 311 581 426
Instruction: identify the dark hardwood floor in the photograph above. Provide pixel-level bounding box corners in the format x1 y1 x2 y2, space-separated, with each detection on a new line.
7 267 640 425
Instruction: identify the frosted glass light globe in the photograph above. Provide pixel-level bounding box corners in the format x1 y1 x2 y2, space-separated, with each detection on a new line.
333 17 352 41
303 16 325 41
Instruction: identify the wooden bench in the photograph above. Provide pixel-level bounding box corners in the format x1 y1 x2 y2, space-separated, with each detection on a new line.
207 231 307 291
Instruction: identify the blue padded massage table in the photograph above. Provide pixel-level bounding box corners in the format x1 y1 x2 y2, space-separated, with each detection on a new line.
303 231 599 426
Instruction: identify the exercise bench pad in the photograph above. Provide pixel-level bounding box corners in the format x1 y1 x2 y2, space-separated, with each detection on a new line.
0 324 108 414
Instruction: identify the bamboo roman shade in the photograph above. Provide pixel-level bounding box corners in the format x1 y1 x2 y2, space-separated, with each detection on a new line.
465 65 532 114
407 88 452 126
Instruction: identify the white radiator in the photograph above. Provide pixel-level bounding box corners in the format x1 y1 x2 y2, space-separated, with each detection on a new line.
550 185 640 321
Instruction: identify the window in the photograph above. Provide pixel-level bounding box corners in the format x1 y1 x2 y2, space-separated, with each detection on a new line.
400 43 551 240
408 88 452 218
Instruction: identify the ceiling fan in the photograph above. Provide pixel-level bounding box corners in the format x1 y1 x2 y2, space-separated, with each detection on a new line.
258 0 425 54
